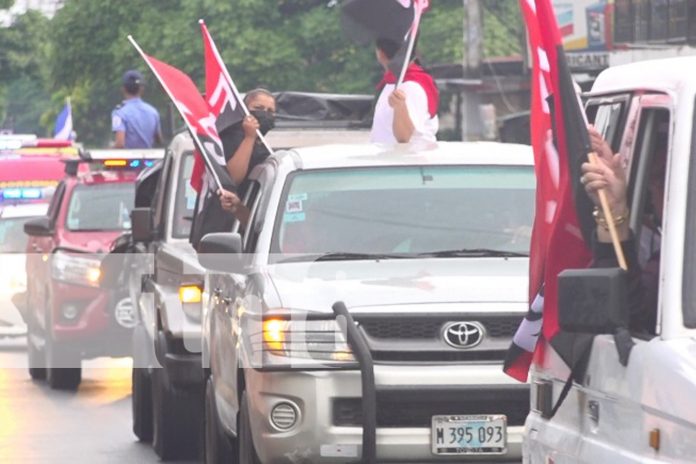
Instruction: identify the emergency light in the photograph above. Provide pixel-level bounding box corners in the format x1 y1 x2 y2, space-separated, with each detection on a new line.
1 187 45 201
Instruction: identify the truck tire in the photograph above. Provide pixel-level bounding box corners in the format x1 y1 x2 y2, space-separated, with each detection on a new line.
27 319 46 381
151 359 202 460
132 367 153 442
46 338 81 391
204 376 237 464
131 324 154 442
239 392 261 464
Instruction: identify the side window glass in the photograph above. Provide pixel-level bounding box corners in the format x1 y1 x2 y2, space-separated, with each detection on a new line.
152 154 173 233
586 97 628 152
240 181 261 250
626 107 670 336
47 182 66 228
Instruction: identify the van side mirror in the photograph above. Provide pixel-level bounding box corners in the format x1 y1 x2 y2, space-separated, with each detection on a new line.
24 216 53 237
558 268 629 334
131 208 153 242
197 233 245 274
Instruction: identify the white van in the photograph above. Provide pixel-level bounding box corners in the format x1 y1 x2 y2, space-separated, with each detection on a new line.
525 56 696 463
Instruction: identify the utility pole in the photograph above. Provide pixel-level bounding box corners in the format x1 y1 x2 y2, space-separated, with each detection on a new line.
461 0 484 140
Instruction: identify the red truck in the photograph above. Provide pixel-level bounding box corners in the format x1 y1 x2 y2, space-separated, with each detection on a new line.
24 149 162 390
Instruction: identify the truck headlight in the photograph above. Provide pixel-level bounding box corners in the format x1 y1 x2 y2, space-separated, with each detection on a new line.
179 284 203 321
259 318 356 367
51 250 102 287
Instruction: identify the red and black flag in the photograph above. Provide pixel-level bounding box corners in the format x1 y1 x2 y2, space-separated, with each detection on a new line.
189 20 247 192
128 36 233 192
503 0 593 382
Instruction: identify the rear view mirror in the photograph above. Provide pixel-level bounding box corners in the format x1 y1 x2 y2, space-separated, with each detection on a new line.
197 233 245 274
558 268 628 334
131 208 153 243
24 216 53 237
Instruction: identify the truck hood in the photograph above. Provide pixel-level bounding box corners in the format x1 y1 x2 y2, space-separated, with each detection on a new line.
58 230 125 254
265 257 528 313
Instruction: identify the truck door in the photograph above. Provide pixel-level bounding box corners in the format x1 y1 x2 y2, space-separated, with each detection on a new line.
576 94 672 462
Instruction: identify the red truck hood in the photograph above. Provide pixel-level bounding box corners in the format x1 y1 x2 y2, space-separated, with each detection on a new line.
57 230 125 254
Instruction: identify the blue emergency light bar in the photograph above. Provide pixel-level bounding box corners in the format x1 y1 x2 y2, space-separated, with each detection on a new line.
1 187 44 201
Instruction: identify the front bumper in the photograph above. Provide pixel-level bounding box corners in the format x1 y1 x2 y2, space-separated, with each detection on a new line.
244 364 527 464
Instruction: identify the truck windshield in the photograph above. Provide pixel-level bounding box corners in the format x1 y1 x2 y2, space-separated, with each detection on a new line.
271 165 535 261
172 152 195 239
66 183 135 231
0 217 33 252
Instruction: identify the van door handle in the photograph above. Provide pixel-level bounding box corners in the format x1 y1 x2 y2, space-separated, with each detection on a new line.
588 400 600 423
213 287 222 297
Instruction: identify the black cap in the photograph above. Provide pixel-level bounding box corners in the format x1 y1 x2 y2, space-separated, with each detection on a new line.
122 69 144 87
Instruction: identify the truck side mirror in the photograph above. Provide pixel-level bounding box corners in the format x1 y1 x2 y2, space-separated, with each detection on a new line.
558 268 629 334
131 208 153 243
197 233 246 274
24 216 53 237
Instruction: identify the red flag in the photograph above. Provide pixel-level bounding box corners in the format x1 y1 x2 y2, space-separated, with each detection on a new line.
129 36 233 192
504 0 592 382
190 21 247 192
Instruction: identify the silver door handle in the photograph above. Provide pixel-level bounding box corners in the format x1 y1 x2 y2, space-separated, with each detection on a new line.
213 287 222 297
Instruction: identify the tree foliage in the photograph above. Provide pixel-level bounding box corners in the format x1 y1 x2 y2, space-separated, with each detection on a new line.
0 0 520 145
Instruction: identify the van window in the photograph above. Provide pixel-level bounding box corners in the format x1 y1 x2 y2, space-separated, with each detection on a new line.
586 95 629 153
683 97 696 328
172 152 195 239
625 107 670 336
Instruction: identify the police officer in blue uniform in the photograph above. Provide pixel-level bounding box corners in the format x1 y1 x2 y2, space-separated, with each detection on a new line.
112 70 162 149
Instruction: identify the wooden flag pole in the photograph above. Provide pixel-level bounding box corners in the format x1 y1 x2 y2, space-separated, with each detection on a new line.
588 152 628 271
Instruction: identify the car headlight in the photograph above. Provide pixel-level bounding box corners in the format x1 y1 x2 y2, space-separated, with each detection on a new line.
51 250 102 287
254 317 356 368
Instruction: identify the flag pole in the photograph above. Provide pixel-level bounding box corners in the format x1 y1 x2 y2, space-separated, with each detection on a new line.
199 20 275 156
396 6 423 88
127 35 224 192
588 152 628 271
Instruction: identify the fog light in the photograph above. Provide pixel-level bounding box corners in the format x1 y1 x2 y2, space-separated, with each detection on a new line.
270 402 299 431
61 303 80 321
114 298 137 328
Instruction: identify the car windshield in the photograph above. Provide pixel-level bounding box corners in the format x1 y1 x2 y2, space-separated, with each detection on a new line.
172 152 196 239
271 165 535 261
66 183 135 231
0 217 34 253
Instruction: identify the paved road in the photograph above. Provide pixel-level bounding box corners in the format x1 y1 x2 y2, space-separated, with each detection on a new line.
0 339 199 464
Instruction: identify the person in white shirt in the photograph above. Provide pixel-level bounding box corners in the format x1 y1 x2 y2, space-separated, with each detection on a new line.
370 37 439 145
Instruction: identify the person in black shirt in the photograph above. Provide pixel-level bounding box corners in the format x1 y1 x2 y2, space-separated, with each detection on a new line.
219 88 276 185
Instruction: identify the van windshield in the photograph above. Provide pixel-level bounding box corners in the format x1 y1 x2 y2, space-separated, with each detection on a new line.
271 165 535 261
66 183 135 232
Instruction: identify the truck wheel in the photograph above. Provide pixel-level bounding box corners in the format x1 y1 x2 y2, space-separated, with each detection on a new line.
132 367 153 442
131 324 154 442
27 319 46 381
151 363 201 460
239 392 261 464
204 377 237 464
46 338 81 391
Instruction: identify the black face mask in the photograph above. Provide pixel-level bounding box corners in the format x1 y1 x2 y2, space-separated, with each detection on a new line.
250 109 275 135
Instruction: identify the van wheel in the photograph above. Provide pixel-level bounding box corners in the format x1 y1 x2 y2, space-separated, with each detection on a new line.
132 367 153 442
46 338 81 390
151 363 201 460
204 377 237 464
239 392 261 464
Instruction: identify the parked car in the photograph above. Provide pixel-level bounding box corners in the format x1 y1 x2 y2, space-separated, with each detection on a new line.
525 56 696 463
23 150 161 390
0 201 50 338
195 142 535 463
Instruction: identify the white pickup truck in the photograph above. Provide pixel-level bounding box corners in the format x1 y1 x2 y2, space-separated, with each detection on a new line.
525 56 696 463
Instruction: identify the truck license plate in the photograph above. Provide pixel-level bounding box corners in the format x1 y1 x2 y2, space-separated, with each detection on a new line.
431 415 507 455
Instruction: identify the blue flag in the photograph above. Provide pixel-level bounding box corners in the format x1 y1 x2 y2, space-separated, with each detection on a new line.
54 101 73 140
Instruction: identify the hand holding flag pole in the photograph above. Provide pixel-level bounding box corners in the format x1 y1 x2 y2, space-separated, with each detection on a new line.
199 20 275 156
588 152 628 270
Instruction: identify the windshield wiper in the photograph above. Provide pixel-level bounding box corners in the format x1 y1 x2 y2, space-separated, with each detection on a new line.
418 248 528 258
277 252 407 263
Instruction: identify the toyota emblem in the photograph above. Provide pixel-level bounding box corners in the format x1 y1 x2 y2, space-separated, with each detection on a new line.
443 322 485 349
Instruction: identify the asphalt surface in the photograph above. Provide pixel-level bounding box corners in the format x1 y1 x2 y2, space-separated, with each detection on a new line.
0 339 199 464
